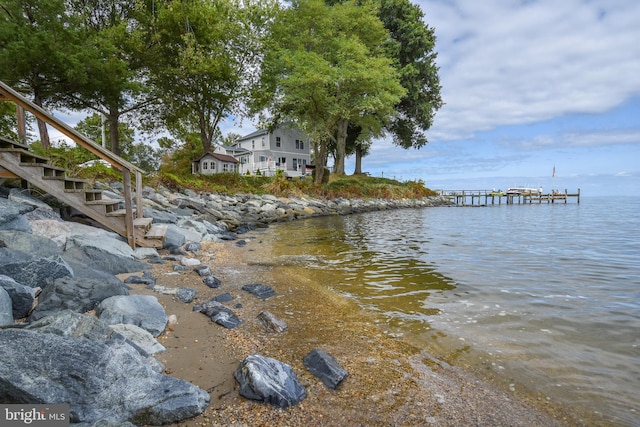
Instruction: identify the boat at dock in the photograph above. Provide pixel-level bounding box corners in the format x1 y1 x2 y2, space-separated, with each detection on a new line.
506 187 541 195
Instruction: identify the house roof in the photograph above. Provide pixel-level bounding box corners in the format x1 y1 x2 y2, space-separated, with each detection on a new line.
196 152 238 163
222 145 250 154
238 129 268 141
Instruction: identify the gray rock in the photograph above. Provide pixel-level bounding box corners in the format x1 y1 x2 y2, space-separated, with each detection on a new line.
97 295 168 337
29 276 128 321
193 300 242 329
256 311 288 333
62 245 149 276
110 324 166 355
0 274 39 318
202 276 221 288
212 293 233 303
193 265 211 277
183 242 202 252
0 329 210 425
234 354 306 408
0 196 35 225
25 310 119 341
162 224 187 248
0 229 61 258
0 287 13 326
142 207 177 224
0 254 73 288
303 348 349 389
176 288 196 304
8 188 52 210
242 283 276 300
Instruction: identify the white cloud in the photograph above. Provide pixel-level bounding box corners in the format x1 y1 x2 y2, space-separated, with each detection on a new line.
420 0 640 141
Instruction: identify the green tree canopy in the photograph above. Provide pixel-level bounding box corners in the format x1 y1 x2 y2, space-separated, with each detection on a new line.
254 0 405 182
145 0 276 154
0 0 86 148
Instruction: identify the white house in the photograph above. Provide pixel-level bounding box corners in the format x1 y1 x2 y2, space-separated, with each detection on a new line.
191 124 312 177
191 151 239 175
233 124 311 177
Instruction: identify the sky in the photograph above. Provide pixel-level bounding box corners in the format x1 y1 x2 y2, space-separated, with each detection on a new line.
50 0 640 197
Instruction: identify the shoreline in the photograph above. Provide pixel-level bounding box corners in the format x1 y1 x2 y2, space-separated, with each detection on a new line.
128 234 572 426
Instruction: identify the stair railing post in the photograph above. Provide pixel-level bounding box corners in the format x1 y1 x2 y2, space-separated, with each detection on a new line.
122 168 136 249
135 170 143 219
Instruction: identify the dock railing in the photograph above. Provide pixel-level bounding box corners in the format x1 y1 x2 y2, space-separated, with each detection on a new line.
437 189 580 206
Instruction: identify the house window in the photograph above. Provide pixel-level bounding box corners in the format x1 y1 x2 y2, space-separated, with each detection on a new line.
223 163 231 172
300 141 304 150
252 140 255 149
202 161 208 170
276 137 281 147
295 140 300 149
293 158 297 170
278 157 286 168
259 155 267 162
261 137 265 147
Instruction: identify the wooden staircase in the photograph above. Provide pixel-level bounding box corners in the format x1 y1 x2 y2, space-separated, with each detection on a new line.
0 81 164 248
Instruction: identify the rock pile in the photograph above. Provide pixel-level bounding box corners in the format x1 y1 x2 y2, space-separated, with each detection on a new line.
0 182 449 424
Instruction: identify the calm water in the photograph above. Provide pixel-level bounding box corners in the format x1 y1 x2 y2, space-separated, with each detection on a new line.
253 196 640 426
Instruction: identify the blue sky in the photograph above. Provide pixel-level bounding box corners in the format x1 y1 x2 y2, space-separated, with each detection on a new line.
50 0 640 197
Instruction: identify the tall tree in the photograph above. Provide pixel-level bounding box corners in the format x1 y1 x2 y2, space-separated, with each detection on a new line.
254 0 405 182
60 0 153 156
379 0 442 149
0 0 84 148
327 0 442 172
146 0 276 154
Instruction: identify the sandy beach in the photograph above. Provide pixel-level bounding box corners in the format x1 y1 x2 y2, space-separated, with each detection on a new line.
124 237 574 427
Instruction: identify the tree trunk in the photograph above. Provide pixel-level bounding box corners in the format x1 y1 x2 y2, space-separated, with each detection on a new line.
334 119 348 175
32 93 50 149
313 139 328 185
353 144 363 174
108 110 120 155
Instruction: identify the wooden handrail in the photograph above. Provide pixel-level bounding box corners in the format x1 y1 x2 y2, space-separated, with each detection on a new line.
0 80 144 247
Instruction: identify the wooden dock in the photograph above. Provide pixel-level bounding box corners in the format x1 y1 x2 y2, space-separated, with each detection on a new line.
438 189 580 206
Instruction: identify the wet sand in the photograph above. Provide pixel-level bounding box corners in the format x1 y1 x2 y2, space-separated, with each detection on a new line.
125 237 575 427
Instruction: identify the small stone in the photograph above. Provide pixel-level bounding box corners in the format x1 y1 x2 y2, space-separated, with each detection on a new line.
242 283 275 300
193 265 212 277
303 349 348 389
257 311 288 333
203 276 221 288
181 257 201 267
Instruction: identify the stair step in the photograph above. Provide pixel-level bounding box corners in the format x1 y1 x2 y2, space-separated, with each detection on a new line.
134 217 153 229
42 165 66 179
145 223 167 240
105 208 126 217
41 176 86 191
83 190 104 202
0 136 29 151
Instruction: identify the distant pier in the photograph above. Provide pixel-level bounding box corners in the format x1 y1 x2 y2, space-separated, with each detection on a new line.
438 189 580 206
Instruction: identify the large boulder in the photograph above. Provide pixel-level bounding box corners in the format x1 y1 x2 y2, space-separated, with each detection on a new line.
0 197 35 232
29 277 128 321
0 287 13 326
62 245 149 276
0 274 39 319
0 230 61 258
234 354 306 408
97 295 168 337
0 253 73 289
0 328 210 425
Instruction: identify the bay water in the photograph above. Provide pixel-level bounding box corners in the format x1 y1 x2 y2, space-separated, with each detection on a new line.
251 196 639 426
